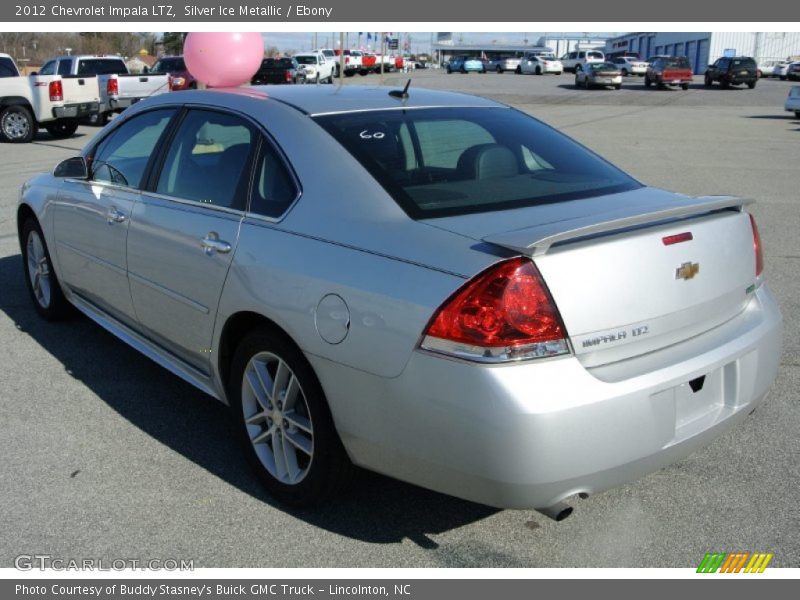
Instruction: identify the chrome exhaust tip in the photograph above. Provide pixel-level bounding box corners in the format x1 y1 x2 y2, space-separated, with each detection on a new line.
538 501 573 522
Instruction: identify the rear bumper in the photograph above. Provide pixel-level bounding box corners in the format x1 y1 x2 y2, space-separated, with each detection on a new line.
52 101 98 119
313 285 782 509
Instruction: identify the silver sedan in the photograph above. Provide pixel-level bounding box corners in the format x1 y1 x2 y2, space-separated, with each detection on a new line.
17 86 782 518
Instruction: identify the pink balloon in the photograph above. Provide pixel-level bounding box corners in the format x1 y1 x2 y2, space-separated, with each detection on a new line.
184 32 264 88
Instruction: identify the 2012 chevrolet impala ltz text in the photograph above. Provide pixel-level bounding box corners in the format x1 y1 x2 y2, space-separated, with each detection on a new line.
17 85 782 519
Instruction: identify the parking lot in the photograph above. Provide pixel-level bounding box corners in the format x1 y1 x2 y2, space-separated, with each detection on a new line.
0 71 798 568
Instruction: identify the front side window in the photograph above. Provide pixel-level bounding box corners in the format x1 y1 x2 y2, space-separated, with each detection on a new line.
38 61 55 75
156 109 255 210
316 107 641 219
91 108 176 188
0 57 19 77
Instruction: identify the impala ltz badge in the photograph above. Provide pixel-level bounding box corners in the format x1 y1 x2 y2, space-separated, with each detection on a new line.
675 261 700 280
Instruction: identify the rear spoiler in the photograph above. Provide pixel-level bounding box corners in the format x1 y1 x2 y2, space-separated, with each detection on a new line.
482 195 754 256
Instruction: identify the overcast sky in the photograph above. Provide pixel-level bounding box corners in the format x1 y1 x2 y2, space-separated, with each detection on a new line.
260 32 621 54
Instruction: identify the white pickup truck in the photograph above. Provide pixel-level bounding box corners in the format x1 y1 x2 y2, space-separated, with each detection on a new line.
0 53 99 143
40 55 170 125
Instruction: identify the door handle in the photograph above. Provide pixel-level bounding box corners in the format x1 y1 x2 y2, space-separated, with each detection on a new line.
201 233 232 255
107 207 126 224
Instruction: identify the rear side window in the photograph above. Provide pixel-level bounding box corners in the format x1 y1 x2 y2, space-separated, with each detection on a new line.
156 109 255 210
316 107 640 219
249 143 298 218
91 108 176 189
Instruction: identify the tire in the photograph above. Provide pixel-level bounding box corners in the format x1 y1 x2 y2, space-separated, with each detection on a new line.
535 66 542 75
344 70 354 77
446 66 452 74
681 83 689 90
0 105 36 143
780 76 786 80
757 69 763 78
20 218 71 321
615 84 622 90
622 68 629 77
229 329 352 507
45 120 79 139
496 66 503 73
644 75 652 87
515 66 521 74
721 80 730 89
795 111 800 119
704 74 712 86
575 75 581 87
747 81 756 89
359 69 368 76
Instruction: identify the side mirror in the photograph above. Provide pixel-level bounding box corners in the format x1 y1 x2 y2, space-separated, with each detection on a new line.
54 156 88 179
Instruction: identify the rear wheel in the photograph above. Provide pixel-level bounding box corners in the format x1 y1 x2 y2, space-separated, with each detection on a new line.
795 111 800 118
229 329 352 506
615 84 622 90
0 105 36 143
681 83 689 90
720 79 730 89
644 74 652 87
21 219 71 320
535 66 542 75
45 120 79 139
747 81 756 89
496 66 503 73
515 66 521 74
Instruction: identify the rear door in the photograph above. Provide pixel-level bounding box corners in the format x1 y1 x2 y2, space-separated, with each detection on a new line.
127 108 258 372
53 108 177 325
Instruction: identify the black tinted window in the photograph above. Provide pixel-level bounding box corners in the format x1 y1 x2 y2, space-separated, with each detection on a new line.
92 109 175 188
77 58 127 76
732 59 756 68
665 57 691 68
38 61 55 75
316 107 640 219
0 57 18 77
151 57 186 73
156 110 255 209
249 143 298 218
57 59 72 76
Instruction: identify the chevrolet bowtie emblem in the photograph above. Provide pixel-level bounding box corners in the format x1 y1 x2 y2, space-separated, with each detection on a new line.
675 261 700 280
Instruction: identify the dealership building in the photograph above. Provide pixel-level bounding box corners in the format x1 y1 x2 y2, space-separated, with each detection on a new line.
604 32 800 74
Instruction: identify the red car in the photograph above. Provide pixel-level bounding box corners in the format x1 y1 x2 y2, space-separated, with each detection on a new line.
149 55 196 91
645 56 693 90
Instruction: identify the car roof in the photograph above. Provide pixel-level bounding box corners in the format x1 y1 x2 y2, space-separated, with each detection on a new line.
133 85 504 118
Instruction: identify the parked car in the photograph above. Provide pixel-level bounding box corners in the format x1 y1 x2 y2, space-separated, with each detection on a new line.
575 62 623 89
293 52 335 84
772 61 792 80
518 55 563 75
611 56 648 76
250 58 306 85
645 56 693 89
334 49 365 76
40 54 170 125
17 86 781 517
787 62 800 81
785 86 800 118
559 49 605 72
0 52 99 142
704 56 758 89
490 56 522 74
316 49 340 77
149 55 196 91
757 60 781 78
446 56 486 74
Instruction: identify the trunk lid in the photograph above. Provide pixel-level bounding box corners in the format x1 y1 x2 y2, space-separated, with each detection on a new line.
426 190 758 366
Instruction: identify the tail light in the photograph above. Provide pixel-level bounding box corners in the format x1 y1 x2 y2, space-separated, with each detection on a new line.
49 80 63 101
749 214 764 278
106 77 119 96
421 257 569 363
285 70 292 82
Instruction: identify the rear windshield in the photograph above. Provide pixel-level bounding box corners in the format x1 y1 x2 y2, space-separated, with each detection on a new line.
664 57 691 69
294 56 318 65
588 52 604 59
590 62 618 71
731 59 756 68
315 107 640 219
77 58 127 76
151 57 186 73
0 56 18 77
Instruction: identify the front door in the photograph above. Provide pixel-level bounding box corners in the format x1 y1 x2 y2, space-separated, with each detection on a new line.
53 108 176 325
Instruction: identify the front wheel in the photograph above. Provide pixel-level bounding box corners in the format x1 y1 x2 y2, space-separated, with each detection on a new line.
21 219 71 320
45 120 79 139
229 329 352 506
0 105 36 143
704 74 712 86
644 75 652 87
535 66 542 75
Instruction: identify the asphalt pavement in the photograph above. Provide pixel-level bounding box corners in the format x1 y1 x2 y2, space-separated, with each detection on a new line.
0 72 798 568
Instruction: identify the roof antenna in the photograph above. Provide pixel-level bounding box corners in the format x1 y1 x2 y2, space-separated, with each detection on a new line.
389 79 411 99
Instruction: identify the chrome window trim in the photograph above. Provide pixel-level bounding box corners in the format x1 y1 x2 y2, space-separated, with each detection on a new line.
135 189 247 219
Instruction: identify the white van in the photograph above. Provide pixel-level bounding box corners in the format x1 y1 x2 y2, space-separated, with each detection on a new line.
559 50 605 72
